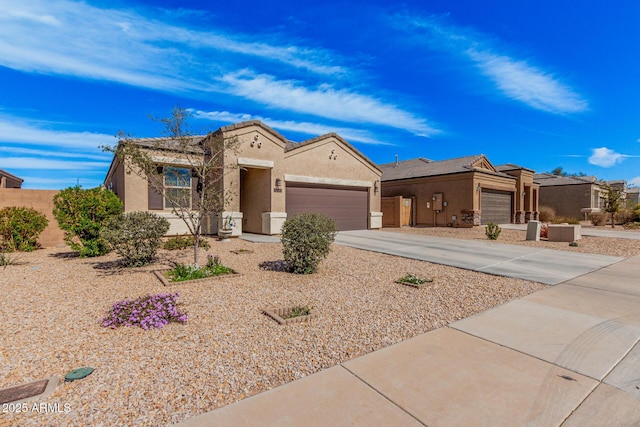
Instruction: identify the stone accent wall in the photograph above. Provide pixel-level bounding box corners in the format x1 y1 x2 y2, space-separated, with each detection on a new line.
461 209 481 226
515 211 525 224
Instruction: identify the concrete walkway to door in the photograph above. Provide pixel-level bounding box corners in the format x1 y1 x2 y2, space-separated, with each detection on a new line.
334 230 624 285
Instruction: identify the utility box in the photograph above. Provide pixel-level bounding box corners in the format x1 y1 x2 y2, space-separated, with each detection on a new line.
526 220 541 241
432 193 443 211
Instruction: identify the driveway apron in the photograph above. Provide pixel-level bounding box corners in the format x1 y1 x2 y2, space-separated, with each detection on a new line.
334 230 624 285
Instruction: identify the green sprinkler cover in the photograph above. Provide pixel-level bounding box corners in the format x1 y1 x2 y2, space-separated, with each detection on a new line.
65 367 94 382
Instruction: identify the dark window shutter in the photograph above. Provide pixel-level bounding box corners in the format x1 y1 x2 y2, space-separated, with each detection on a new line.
191 177 200 210
148 182 164 210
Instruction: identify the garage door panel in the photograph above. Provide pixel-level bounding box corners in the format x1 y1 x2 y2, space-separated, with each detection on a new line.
481 190 512 225
286 186 368 231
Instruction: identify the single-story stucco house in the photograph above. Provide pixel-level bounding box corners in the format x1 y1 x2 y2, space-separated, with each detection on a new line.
0 168 23 188
380 155 539 227
626 187 640 206
104 121 383 236
534 173 605 218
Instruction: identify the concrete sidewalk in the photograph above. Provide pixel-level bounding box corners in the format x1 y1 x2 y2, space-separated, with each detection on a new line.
500 223 640 240
334 230 623 285
176 255 640 426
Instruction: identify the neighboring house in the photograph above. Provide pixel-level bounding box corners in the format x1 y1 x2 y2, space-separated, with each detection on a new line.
626 187 640 206
104 120 383 235
534 173 604 218
380 155 539 226
0 168 23 188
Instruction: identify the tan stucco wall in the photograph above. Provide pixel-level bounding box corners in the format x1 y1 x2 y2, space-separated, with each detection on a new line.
0 188 65 248
382 172 518 226
382 173 475 226
283 135 381 216
539 184 597 218
221 124 287 215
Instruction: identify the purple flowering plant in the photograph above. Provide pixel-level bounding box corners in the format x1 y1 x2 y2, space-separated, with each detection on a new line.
101 292 188 330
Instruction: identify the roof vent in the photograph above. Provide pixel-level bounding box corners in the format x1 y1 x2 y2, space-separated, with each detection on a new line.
395 154 399 167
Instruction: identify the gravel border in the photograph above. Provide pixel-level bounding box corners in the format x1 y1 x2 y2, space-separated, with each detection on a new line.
0 236 550 426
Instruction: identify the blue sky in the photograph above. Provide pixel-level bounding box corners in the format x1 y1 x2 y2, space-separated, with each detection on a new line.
2 0 640 189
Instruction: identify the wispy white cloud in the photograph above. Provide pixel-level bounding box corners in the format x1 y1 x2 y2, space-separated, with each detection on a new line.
0 117 114 150
4 157 109 170
191 110 393 145
0 0 435 136
629 177 640 187
0 145 111 160
219 73 439 136
588 147 640 167
18 176 103 189
397 15 588 114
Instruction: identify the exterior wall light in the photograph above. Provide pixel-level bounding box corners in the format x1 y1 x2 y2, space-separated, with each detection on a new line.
374 180 379 193
275 178 282 188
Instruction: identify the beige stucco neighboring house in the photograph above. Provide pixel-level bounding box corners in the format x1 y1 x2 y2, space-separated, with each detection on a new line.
534 173 605 218
104 121 383 235
380 155 539 227
0 168 23 188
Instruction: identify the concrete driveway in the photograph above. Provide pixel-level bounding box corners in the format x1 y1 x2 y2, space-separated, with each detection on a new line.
334 230 624 285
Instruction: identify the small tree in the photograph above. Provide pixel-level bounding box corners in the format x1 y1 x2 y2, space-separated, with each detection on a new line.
601 184 624 228
103 107 239 265
53 186 123 256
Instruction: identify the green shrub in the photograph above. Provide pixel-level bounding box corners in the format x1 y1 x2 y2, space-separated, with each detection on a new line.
623 222 640 230
554 217 581 225
166 255 233 282
398 273 433 285
0 206 48 252
284 305 314 319
53 186 122 257
538 206 556 223
163 234 210 251
100 211 170 266
569 241 579 247
588 212 607 226
485 222 501 240
281 213 337 274
634 204 640 222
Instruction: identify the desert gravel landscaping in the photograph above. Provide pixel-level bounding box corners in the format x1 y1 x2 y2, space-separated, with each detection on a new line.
0 236 546 427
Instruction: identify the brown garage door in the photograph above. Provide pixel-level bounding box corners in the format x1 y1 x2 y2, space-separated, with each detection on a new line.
286 185 368 230
481 189 512 225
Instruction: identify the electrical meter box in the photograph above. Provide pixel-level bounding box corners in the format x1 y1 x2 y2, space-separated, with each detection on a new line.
432 193 443 211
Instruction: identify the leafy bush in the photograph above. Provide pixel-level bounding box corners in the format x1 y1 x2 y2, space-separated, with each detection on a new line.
538 206 556 223
614 208 634 225
101 292 187 330
166 255 233 282
0 206 48 252
634 204 640 222
281 213 337 274
569 241 579 247
588 212 607 226
100 211 170 267
623 222 640 230
554 217 581 225
163 234 210 251
485 222 501 240
53 186 122 257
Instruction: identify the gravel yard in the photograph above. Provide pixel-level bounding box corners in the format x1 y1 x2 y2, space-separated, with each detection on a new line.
386 225 640 258
1 237 545 427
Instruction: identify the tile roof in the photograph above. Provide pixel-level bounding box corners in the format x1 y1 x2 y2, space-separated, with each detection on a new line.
380 155 514 181
495 163 535 173
0 168 24 182
534 173 600 186
126 136 206 153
